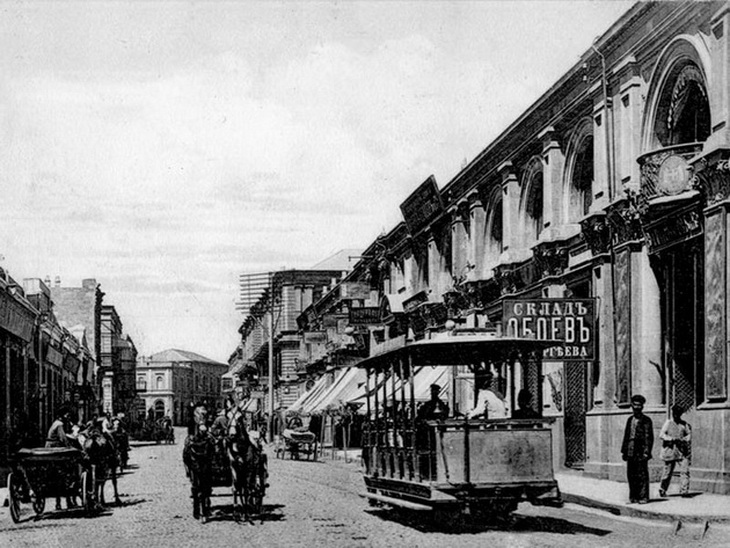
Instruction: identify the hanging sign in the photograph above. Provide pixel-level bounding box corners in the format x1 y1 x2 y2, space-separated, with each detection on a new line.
502 298 596 361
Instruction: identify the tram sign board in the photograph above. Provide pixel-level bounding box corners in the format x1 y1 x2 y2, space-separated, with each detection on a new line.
502 298 596 361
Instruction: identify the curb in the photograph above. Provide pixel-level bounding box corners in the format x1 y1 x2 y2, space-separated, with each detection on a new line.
563 493 730 524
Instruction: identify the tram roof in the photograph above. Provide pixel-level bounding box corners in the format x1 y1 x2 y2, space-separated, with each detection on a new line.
352 333 556 370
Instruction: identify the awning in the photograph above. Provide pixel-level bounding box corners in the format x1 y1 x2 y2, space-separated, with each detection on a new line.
349 365 451 410
240 398 260 413
310 368 366 414
288 373 332 414
299 368 350 415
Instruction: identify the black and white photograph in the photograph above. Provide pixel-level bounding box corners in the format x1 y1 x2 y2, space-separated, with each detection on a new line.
2 1 730 546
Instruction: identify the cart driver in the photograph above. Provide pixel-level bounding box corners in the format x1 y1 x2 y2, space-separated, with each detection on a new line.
46 406 75 448
467 372 507 420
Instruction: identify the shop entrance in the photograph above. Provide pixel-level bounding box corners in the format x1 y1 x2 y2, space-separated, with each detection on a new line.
654 238 704 411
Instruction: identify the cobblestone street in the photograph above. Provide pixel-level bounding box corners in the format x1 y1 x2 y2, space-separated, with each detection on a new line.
2 428 730 547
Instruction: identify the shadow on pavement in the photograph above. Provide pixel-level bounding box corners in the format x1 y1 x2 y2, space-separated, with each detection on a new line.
366 507 611 536
205 503 286 524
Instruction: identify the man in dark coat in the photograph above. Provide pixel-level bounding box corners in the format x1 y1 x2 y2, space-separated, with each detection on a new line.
621 394 654 504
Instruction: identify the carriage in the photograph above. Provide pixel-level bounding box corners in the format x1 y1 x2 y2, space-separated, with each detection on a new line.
356 331 562 524
6 447 95 523
275 429 318 461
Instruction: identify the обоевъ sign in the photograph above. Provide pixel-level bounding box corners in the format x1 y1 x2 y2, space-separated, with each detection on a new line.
502 298 596 361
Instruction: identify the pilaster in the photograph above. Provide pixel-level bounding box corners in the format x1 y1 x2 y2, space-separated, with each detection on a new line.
539 126 565 235
468 190 486 281
498 161 520 253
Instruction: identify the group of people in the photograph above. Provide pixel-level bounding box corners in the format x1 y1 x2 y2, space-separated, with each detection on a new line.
415 378 692 503
46 405 129 455
621 394 691 504
415 374 540 423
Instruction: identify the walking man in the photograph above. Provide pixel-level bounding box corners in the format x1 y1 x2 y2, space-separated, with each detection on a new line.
658 404 691 497
621 394 654 504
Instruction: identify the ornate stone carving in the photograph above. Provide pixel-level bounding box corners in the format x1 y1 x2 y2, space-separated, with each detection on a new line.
533 240 569 278
606 195 644 247
614 247 632 406
493 264 520 296
691 153 730 206
580 212 611 255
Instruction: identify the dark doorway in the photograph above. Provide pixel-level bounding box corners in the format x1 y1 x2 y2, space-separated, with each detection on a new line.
563 279 592 469
655 238 704 411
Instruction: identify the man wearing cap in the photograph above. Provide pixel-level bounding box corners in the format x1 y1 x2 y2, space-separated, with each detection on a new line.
621 394 654 504
416 384 449 421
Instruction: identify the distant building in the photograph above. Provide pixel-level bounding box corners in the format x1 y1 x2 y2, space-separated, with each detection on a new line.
136 349 227 425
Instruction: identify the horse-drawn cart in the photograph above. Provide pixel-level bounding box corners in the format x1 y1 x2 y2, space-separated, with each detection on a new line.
6 447 95 523
275 429 318 461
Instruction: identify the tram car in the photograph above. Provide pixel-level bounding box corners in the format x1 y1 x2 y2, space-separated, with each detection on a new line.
357 331 562 522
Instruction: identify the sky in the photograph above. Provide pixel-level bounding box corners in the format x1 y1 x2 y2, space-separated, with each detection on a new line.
0 0 634 363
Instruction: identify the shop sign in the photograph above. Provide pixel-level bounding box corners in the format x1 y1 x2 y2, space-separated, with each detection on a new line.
0 291 36 342
400 175 444 235
349 307 380 325
402 291 429 314
304 331 327 344
502 298 596 361
340 282 371 300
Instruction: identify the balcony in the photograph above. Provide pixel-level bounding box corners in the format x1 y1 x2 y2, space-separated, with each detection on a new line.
637 142 703 210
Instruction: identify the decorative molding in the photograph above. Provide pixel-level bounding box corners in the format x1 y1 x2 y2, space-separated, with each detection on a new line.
606 195 644 247
580 212 611 255
691 150 730 207
533 240 569 278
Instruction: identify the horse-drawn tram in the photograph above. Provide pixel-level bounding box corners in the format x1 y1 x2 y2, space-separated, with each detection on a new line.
7 447 94 522
357 331 562 522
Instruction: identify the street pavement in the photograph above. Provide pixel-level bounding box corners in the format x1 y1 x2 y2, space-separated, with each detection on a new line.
2 428 730 547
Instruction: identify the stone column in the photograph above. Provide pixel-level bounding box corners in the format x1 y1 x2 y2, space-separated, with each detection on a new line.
498 162 520 254
427 229 441 300
631 251 663 408
539 126 565 234
468 190 486 281
450 205 467 281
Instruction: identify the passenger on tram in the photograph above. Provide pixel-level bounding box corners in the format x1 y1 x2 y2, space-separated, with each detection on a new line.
512 389 540 419
466 372 507 420
416 384 449 421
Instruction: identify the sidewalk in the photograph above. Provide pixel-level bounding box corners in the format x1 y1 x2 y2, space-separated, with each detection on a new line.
556 470 730 524
317 447 730 525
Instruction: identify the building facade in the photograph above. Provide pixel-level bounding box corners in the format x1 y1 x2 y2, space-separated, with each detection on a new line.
237 264 354 418
289 2 730 494
136 349 227 425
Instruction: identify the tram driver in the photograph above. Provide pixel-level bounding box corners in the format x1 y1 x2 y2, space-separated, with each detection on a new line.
466 372 507 420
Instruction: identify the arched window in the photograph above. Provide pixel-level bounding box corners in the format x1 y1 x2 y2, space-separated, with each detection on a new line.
156 375 164 390
567 131 594 221
653 62 710 147
521 160 544 245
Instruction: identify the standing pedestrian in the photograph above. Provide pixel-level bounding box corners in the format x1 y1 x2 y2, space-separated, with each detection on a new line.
621 394 654 504
658 404 691 498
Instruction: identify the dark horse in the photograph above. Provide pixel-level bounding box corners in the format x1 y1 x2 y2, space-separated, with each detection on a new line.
227 411 268 522
81 426 122 507
182 426 214 522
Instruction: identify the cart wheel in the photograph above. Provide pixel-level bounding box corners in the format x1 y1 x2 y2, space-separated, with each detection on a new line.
81 470 95 513
7 472 22 523
32 495 46 515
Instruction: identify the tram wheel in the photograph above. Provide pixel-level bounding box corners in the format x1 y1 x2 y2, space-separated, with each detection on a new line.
7 472 22 523
32 495 46 515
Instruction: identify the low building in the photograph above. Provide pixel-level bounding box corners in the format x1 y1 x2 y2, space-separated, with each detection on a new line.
136 349 227 425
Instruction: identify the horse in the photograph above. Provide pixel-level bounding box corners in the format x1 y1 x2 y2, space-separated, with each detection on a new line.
226 411 268 522
80 425 122 507
182 426 214 522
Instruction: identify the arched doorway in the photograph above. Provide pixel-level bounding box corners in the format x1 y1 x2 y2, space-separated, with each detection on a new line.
643 53 711 411
154 399 166 420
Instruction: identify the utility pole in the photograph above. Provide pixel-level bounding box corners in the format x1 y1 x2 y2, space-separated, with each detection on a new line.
268 273 275 439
